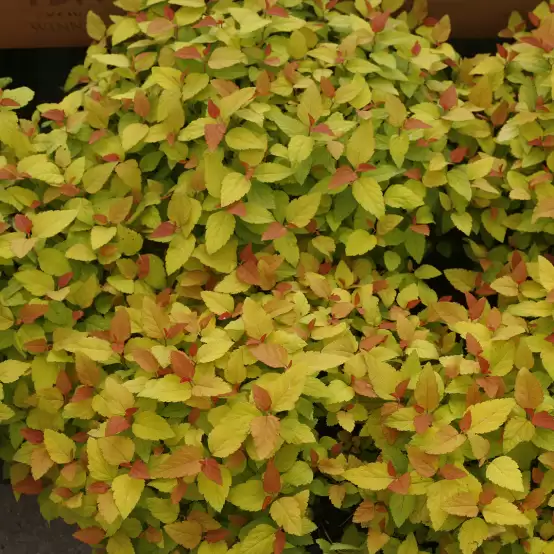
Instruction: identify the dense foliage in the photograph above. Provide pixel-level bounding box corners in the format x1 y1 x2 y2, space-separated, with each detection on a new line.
1 1 554 553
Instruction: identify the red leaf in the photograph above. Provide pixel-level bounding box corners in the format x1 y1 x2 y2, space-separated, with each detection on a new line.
459 411 472 433
329 166 357 189
150 221 176 239
311 123 334 136
132 348 160 373
206 529 230 543
274 529 286 554
371 10 390 33
491 101 509 127
171 480 188 505
253 384 272 411
320 77 336 98
439 464 467 480
0 98 20 107
14 214 33 234
202 458 223 485
414 413 433 434
106 416 131 436
73 527 106 546
404 118 432 130
20 428 44 444
193 16 218 28
263 458 281 494
466 333 482 356
14 476 43 495
532 411 554 430
56 371 72 395
266 6 289 17
208 99 220 119
227 201 247 217
171 350 195 381
262 221 287 241
411 41 422 55
450 146 468 163
439 85 457 111
102 153 120 163
57 272 73 288
42 109 65 122
387 472 411 495
410 223 430 236
71 386 94 403
359 335 387 351
89 129 107 144
237 260 261 286
174 46 202 60
129 459 150 480
205 123 227 151
19 303 48 324
110 309 131 344
53 487 73 499
393 379 410 400
87 482 110 494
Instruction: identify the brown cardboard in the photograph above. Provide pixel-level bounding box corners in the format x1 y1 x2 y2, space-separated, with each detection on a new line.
426 0 539 39
0 0 119 49
0 0 542 48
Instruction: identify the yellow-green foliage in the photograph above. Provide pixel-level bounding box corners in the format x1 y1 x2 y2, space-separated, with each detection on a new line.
0 1 553 554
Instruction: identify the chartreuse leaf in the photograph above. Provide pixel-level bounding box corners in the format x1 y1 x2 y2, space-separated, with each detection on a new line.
44 429 75 464
113 474 144 519
485 456 524 491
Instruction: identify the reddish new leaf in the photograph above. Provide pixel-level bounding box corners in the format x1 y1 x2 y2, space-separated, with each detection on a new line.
439 464 467 480
274 529 286 554
20 428 44 444
150 221 177 239
13 476 42 495
73 527 106 545
387 472 411 495
132 347 160 373
174 46 202 59
14 214 32 234
263 458 281 494
171 350 195 381
19 303 48 324
439 85 457 110
171 480 188 505
532 411 554 430
262 222 287 241
202 458 223 485
110 309 131 344
208 99 221 119
371 10 390 33
106 416 131 436
205 123 227 151
253 384 272 411
250 342 288 368
404 118 432 130
129 459 150 480
329 166 357 189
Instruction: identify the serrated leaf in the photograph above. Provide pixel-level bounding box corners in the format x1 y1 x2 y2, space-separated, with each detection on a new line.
486 456 524 492
112 474 145 520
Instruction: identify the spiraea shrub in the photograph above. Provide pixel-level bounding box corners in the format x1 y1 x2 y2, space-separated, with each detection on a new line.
1 1 554 553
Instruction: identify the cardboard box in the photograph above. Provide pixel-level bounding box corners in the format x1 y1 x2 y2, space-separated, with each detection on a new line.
0 0 119 49
0 0 542 48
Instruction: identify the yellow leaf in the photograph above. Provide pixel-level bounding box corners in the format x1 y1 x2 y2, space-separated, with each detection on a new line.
490 275 519 297
228 480 265 511
538 256 554 291
414 365 440 412
515 368 544 410
165 521 203 548
138 375 192 403
43 429 75 464
346 120 375 168
265 367 306 412
150 445 203 479
458 518 489 554
329 484 346 508
31 445 54 480
141 296 169 340
482 497 530 527
98 490 120 524
86 10 106 40
208 404 260 458
466 399 515 435
0 360 30 383
132 411 175 440
87 438 118 481
242 298 273 340
270 496 303 535
31 210 78 239
366 530 389 554
485 456 524 492
285 193 321 228
98 436 135 466
192 375 232 397
250 415 281 459
121 123 149 151
112 474 145 519
238 525 276 554
197 467 232 512
442 492 479 518
342 462 393 490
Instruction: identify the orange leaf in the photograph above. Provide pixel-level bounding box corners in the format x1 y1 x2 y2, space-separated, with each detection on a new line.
274 529 286 554
253 384 272 411
387 472 411 495
353 500 375 524
407 446 438 478
129 460 150 480
132 347 160 373
171 350 195 380
73 527 106 545
263 458 281 494
439 85 457 110
202 458 223 485
205 123 227 152
439 464 467 480
515 368 544 410
110 309 131 344
251 415 281 459
250 342 288 368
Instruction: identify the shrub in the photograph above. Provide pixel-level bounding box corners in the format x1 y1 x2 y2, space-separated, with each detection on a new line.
1 1 554 554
